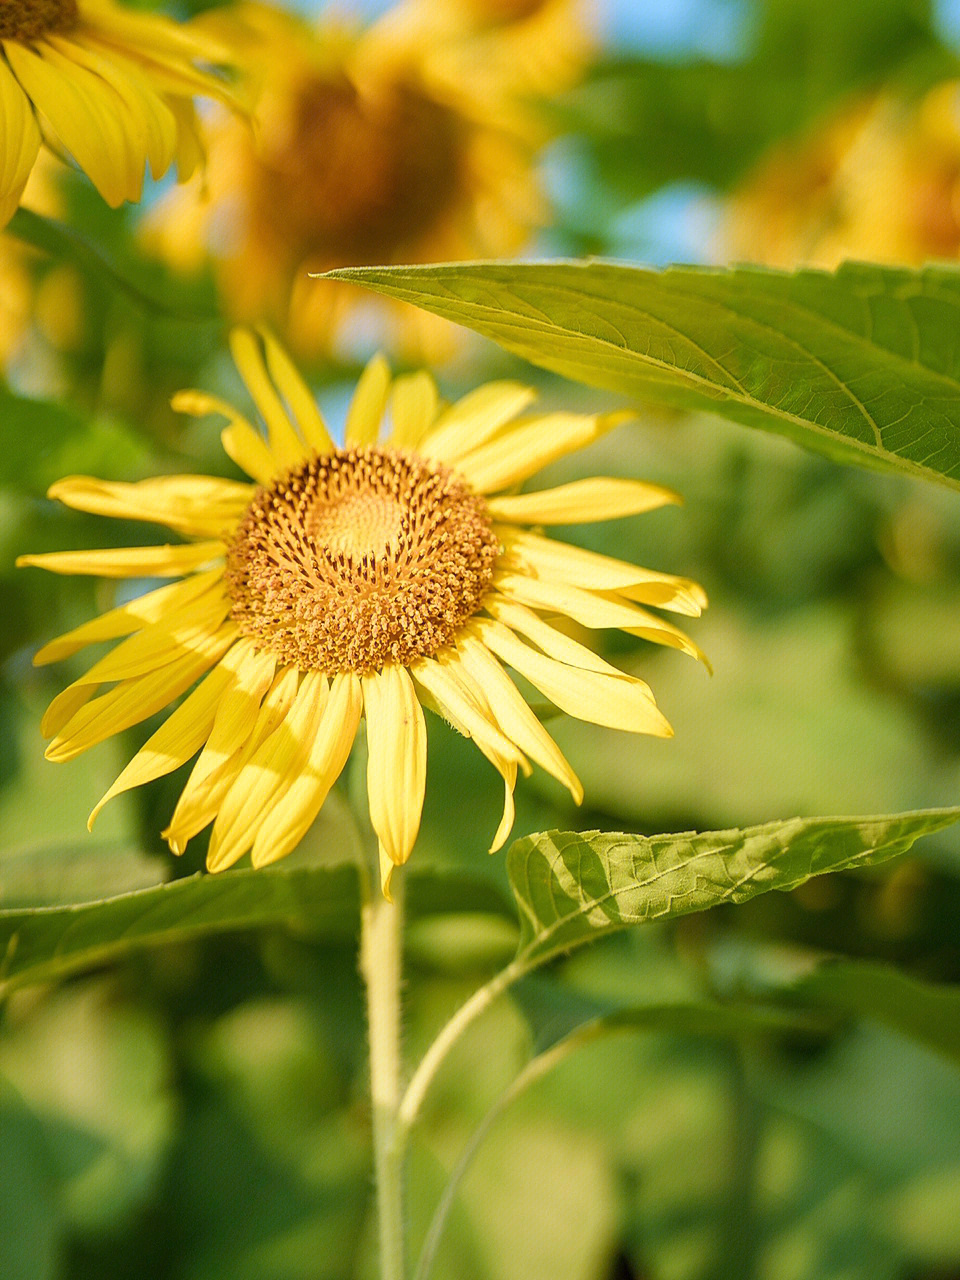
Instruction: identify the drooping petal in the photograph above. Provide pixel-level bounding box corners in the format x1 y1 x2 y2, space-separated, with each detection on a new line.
87 652 243 828
362 664 426 868
0 58 41 226
345 353 391 447
251 672 362 868
229 328 309 470
421 382 536 463
33 569 223 665
45 621 238 762
500 529 707 614
483 594 626 676
473 617 673 738
17 540 225 578
457 631 583 804
206 671 328 872
487 477 680 525
47 474 252 538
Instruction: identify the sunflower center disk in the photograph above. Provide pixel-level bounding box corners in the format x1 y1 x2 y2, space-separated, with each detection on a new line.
0 0 78 39
226 446 499 675
256 76 462 261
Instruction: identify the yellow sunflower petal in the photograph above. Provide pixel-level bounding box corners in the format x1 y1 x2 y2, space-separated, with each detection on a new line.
206 671 328 872
33 569 223 665
164 665 300 855
0 58 41 226
68 589 231 687
87 653 241 828
483 594 626 676
48 33 177 179
229 328 308 471
421 381 537 463
457 631 583 804
486 477 680 525
455 412 627 494
345 353 391 447
258 326 335 455
5 40 142 205
46 621 238 762
17 540 225 578
500 529 707 614
171 389 276 486
386 371 440 449
362 664 427 868
47 474 252 538
41 682 96 740
473 616 673 738
251 672 362 868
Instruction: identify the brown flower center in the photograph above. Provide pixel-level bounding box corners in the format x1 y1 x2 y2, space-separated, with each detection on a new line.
225 447 499 675
254 75 464 263
466 0 549 21
0 0 78 39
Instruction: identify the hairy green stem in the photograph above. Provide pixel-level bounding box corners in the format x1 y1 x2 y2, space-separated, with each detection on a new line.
360 874 406 1280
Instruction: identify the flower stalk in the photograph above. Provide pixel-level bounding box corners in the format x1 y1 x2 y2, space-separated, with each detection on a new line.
360 870 406 1280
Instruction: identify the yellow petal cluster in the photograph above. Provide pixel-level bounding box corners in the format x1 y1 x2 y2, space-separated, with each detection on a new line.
20 329 705 896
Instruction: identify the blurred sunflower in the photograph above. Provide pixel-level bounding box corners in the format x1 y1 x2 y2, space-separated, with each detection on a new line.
144 2 554 361
0 0 240 226
725 81 960 268
19 329 706 895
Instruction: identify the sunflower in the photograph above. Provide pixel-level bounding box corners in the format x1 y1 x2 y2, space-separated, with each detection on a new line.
0 0 239 226
724 82 960 269
19 330 706 895
143 2 547 361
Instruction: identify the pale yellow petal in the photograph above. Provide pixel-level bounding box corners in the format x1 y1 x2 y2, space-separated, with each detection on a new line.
48 33 177 179
33 569 223 665
46 621 238 762
361 665 426 867
455 412 627 494
69 589 231 686
421 381 536 464
48 474 252 538
345 353 390 446
87 655 240 828
251 672 362 868
171 389 275 486
206 672 328 872
6 41 141 205
457 632 582 804
386 371 439 449
487 477 680 525
500 529 707 614
483 594 626 676
0 59 41 226
473 617 673 738
229 328 307 471
164 666 299 855
257 327 334 454
17 540 225 578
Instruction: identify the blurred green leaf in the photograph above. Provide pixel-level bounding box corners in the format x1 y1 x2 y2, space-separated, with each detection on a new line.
327 260 960 489
0 1084 61 1280
508 809 960 966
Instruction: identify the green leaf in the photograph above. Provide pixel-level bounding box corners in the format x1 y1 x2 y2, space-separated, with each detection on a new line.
325 260 960 490
0 863 361 994
507 808 960 966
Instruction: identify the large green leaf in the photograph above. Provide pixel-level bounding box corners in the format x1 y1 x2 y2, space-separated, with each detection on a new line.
507 809 960 966
326 261 960 489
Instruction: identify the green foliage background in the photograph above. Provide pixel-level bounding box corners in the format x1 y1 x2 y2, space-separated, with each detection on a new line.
3 1 960 1278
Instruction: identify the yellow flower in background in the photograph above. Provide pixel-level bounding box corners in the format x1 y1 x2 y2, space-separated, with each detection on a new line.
144 1 555 361
0 0 241 225
19 330 706 895
725 82 960 269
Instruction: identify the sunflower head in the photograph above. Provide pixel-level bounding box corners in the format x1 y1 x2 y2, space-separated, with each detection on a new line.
19 329 706 896
0 0 78 39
